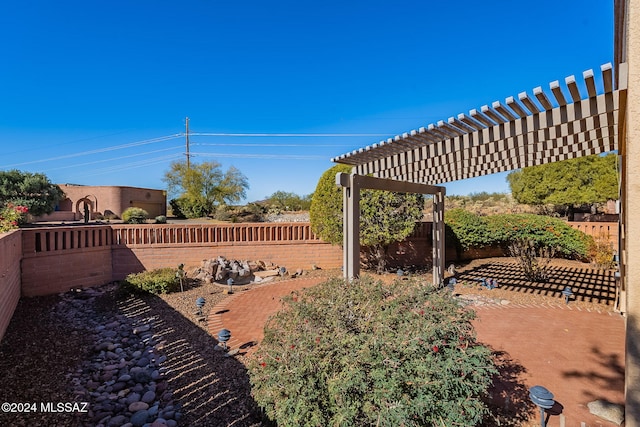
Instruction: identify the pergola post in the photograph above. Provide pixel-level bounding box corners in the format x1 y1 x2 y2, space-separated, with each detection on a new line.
337 172 445 284
432 188 446 286
338 173 361 280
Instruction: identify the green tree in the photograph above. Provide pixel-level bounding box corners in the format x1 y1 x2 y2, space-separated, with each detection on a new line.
163 161 249 218
310 165 424 273
507 154 618 213
249 276 496 426
0 170 65 217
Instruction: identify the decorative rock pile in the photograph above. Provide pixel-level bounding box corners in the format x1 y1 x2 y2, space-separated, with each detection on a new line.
54 285 181 427
191 256 297 285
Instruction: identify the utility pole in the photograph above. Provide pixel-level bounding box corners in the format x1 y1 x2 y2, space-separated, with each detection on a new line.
185 117 191 170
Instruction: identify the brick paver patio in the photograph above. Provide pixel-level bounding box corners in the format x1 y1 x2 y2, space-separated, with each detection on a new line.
208 277 325 354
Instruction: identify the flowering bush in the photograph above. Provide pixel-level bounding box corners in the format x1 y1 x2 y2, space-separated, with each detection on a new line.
0 204 28 233
249 276 496 426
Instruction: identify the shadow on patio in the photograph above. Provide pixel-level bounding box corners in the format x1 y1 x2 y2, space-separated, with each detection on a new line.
456 261 617 305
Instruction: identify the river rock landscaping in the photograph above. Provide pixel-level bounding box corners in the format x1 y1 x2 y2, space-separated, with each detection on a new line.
0 280 263 427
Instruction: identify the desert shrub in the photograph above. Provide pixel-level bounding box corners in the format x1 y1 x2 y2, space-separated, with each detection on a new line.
265 191 313 212
169 196 210 219
444 208 492 253
238 202 266 222
311 164 424 273
168 199 186 219
249 276 496 426
154 215 167 224
488 214 592 258
103 210 118 220
588 233 617 269
121 268 181 294
222 203 266 222
445 209 591 259
508 238 556 282
213 204 233 221
122 207 149 224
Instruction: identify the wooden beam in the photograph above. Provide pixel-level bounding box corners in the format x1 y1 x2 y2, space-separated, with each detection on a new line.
584 69 597 98
506 96 529 118
534 86 554 110
550 80 568 106
493 101 517 121
481 104 508 124
565 75 582 103
519 91 542 114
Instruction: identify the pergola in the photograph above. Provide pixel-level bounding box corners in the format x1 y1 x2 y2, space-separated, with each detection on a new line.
332 62 624 293
333 63 620 182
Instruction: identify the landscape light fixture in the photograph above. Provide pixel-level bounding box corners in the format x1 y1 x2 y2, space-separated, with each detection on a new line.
227 277 234 294
562 286 573 304
218 329 231 350
448 277 457 292
529 385 555 427
176 263 186 292
195 297 206 316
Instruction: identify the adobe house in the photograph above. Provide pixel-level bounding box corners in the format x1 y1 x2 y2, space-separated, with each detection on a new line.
36 184 166 222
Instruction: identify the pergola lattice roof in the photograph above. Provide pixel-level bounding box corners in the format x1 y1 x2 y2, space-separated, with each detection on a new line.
332 64 621 185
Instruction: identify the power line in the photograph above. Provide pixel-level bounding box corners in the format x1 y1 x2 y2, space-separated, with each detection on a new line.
0 134 183 168
42 147 184 172
190 152 326 160
3 129 136 157
79 153 185 177
192 142 351 147
2 126 385 175
188 132 389 137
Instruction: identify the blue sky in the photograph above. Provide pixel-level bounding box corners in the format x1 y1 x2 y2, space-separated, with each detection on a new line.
0 1 613 203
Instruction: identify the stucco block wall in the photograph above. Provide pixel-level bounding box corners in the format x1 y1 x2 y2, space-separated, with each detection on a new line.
0 231 22 342
112 241 343 280
19 224 342 293
20 226 114 297
21 247 113 297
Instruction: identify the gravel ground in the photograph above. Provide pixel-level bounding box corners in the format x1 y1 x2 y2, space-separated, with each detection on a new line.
0 279 267 427
0 258 616 426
